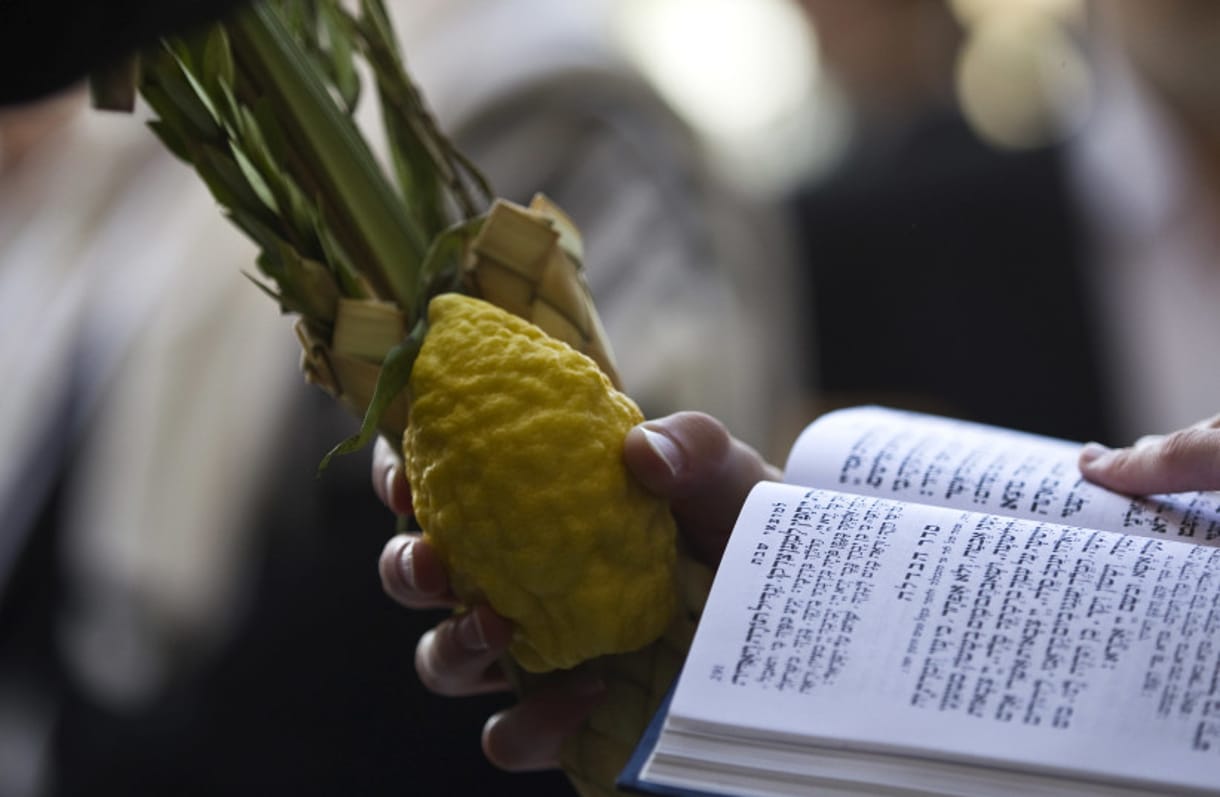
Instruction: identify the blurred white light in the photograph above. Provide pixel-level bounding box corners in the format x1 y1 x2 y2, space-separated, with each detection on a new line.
951 0 1081 27
955 10 1091 149
611 0 837 194
614 0 816 138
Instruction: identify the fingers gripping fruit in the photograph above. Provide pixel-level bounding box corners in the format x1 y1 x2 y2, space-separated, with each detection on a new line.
404 293 678 672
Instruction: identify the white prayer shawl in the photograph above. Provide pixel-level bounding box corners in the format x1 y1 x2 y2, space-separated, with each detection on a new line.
0 100 299 704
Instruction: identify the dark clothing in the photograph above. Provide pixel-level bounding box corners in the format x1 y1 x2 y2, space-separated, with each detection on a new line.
1 390 571 796
795 111 1115 444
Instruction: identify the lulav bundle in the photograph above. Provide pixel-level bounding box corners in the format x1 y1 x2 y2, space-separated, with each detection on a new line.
105 2 711 794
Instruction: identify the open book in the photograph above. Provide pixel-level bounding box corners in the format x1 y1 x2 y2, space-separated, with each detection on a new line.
619 406 1220 797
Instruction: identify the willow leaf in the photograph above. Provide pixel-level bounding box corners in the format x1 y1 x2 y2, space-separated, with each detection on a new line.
317 319 426 473
202 27 236 90
146 119 193 163
231 143 281 214
228 207 292 259
318 0 361 112
315 209 372 300
274 242 341 323
415 216 484 319
167 45 224 127
196 144 275 217
243 269 290 310
140 49 222 142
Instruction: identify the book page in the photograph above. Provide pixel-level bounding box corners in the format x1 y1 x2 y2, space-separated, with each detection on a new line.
663 481 1220 793
785 406 1220 546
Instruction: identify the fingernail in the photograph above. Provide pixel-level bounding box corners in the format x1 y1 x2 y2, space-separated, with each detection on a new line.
1080 442 1112 467
397 538 418 591
457 611 489 652
384 465 399 509
641 426 683 477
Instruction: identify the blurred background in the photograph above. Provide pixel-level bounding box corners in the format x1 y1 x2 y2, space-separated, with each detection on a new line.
609 0 1087 195
8 0 1220 795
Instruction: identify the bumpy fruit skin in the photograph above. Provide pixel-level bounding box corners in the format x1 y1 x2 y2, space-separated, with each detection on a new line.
404 293 678 672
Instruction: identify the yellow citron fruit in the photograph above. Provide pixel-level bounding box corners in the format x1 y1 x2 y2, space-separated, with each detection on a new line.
403 293 678 672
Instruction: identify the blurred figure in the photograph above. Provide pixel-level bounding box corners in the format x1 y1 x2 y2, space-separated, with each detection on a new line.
792 0 1105 443
800 0 961 133
0 1 791 796
791 0 1220 446
0 88 307 795
1070 0 1220 442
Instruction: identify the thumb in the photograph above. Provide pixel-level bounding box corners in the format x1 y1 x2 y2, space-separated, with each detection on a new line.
624 412 781 566
1079 427 1220 495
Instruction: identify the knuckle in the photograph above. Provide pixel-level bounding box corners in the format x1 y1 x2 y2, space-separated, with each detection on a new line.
682 411 730 447
676 410 728 438
1159 428 1205 463
1134 434 1163 450
670 411 731 468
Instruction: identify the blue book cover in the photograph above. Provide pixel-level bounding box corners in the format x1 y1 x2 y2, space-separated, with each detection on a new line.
615 681 732 797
